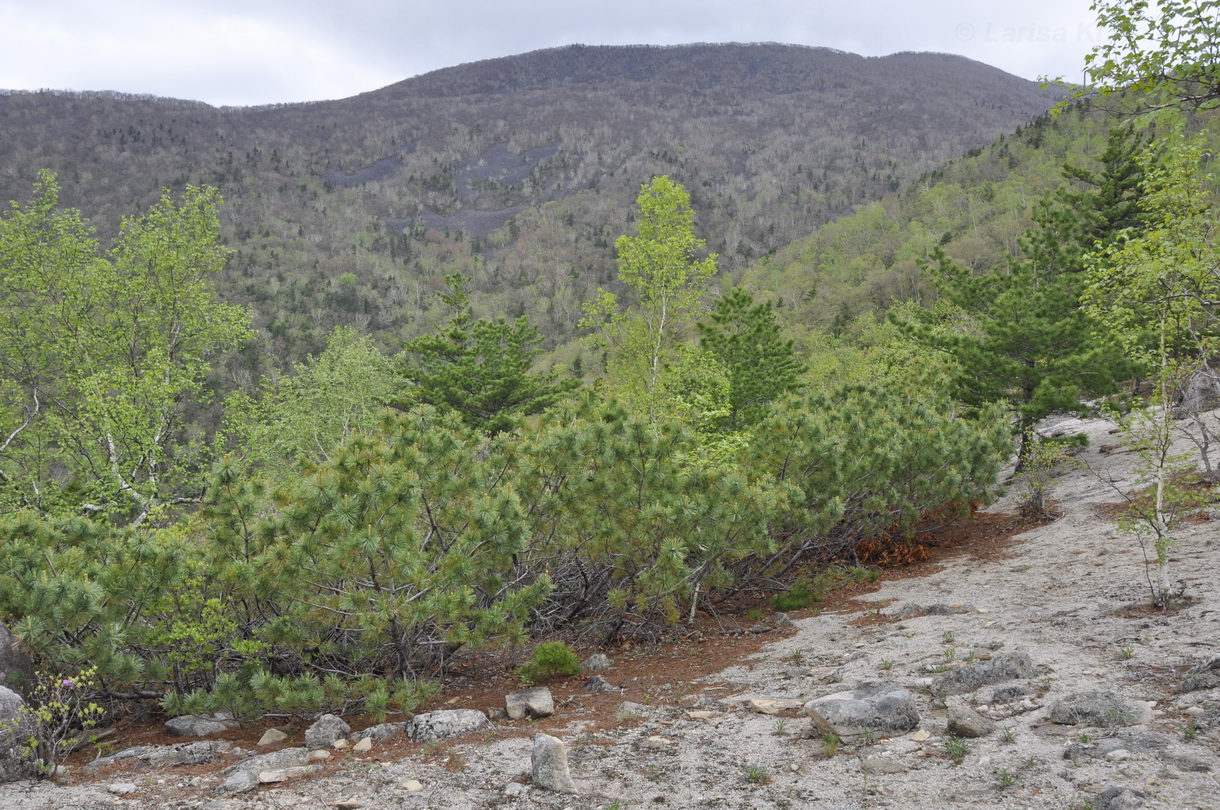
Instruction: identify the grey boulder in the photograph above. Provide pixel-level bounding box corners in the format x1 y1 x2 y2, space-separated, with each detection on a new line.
1048 691 1153 727
304 713 350 749
531 733 577 794
946 703 996 738
506 687 554 720
351 721 407 742
931 650 1037 697
165 713 240 737
405 709 490 743
804 683 919 739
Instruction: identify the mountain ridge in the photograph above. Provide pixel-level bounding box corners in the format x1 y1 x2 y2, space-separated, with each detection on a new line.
0 42 1065 367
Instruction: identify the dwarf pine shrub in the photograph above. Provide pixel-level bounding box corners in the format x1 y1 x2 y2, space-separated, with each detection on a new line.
516 641 582 683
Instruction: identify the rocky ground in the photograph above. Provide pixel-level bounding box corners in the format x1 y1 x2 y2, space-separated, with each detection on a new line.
2 413 1219 809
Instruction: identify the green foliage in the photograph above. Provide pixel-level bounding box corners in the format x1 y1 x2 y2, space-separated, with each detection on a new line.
0 512 179 685
162 670 437 723
251 406 553 674
1078 0 1220 124
698 287 806 430
771 565 876 611
749 365 1010 559
0 666 106 777
771 580 820 612
516 641 582 683
0 171 251 523
511 393 789 629
1085 134 1220 607
745 764 771 784
944 735 970 762
891 125 1146 463
221 326 400 480
400 273 578 435
0 299 1013 713
144 593 241 695
1014 438 1084 521
582 176 719 425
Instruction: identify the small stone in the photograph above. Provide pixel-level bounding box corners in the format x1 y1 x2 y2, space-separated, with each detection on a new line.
165 714 240 737
643 735 671 749
930 650 1037 697
402 779 424 792
351 722 406 742
504 782 530 797
309 749 332 762
334 798 363 810
616 701 649 722
749 697 805 715
1048 691 1153 727
333 739 349 749
258 728 288 746
305 714 350 750
687 710 716 720
946 704 996 738
531 733 577 794
860 755 908 775
583 653 612 671
804 683 920 739
107 783 138 795
506 686 555 720
911 729 931 742
218 770 259 794
221 747 307 777
1098 786 1148 810
258 764 320 783
582 675 617 693
351 737 372 753
1185 706 1205 716
405 709 490 743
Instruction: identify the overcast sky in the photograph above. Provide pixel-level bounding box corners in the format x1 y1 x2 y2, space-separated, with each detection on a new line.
0 0 1105 108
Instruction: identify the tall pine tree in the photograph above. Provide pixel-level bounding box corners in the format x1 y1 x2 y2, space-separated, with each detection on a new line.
895 126 1147 462
698 287 805 430
398 273 577 435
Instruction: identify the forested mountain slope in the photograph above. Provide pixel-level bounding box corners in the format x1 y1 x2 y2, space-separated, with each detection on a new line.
738 102 1220 342
0 43 1062 372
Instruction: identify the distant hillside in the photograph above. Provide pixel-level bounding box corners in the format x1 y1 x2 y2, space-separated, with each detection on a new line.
739 101 1220 345
0 43 1063 373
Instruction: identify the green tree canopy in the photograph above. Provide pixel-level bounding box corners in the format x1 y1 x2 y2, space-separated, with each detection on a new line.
221 326 400 480
0 171 250 523
1084 134 1220 605
399 273 577 435
1080 0 1220 123
698 287 805 430
892 126 1146 461
581 176 719 425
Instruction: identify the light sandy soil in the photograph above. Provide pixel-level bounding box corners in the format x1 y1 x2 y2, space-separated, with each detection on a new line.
2 412 1218 809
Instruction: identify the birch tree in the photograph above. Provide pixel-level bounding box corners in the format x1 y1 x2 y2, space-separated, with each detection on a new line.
0 171 250 523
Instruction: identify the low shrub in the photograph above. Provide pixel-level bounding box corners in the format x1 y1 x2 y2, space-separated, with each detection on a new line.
516 641 582 683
